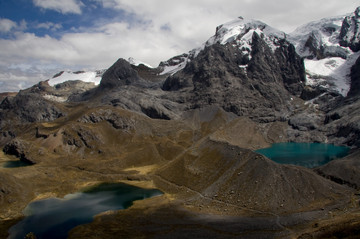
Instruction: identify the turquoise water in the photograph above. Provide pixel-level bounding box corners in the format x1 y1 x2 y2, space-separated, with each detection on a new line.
256 143 349 168
8 183 163 239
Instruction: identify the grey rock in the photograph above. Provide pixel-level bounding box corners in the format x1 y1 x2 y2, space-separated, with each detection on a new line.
339 7 360 52
162 32 305 123
3 139 35 164
0 85 65 124
79 109 135 131
289 113 323 131
99 58 142 89
300 85 327 101
348 55 360 97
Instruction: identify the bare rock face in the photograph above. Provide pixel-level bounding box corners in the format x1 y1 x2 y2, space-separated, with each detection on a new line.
100 58 142 89
0 82 65 124
348 55 360 97
339 7 360 52
79 108 136 131
163 32 305 123
289 112 323 131
3 139 35 164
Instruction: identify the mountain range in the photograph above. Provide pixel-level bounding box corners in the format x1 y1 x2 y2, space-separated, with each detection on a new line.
0 6 360 239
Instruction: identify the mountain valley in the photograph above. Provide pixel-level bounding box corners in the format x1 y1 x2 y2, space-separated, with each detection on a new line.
1 7 360 239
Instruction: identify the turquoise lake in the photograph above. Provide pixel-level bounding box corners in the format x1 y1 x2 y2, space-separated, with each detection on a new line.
8 183 163 239
255 142 350 168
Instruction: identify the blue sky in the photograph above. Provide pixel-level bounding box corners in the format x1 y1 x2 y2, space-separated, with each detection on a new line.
0 0 358 92
0 0 136 39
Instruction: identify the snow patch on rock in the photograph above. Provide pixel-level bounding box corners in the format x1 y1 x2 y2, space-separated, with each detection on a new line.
205 17 285 53
43 94 67 102
304 51 360 96
48 71 102 87
127 57 153 68
160 61 187 75
289 8 360 97
289 15 346 58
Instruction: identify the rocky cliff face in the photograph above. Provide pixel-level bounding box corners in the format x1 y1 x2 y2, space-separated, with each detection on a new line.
162 18 305 123
0 85 65 124
339 7 360 52
349 54 360 97
99 58 142 89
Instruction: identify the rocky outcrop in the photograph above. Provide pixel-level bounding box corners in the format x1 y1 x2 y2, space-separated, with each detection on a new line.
79 109 136 131
3 139 35 164
99 58 142 89
300 85 327 100
0 91 64 124
162 31 305 122
339 7 360 52
348 55 360 97
288 112 323 131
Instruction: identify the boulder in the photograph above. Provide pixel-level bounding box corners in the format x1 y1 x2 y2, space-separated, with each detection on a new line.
3 139 35 164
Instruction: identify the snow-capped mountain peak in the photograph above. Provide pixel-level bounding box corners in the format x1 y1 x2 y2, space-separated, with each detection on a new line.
206 17 285 47
159 17 287 76
204 17 287 60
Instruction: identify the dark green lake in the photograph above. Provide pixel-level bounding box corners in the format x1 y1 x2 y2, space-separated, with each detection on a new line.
2 160 33 168
8 183 163 239
255 142 350 168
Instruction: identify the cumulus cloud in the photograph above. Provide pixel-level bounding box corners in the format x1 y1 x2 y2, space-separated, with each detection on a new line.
0 18 17 33
100 0 358 33
32 0 83 14
0 65 52 92
36 22 63 31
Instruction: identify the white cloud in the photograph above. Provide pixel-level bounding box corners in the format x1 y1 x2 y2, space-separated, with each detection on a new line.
36 22 63 31
32 0 83 14
101 0 359 33
0 65 52 92
0 18 17 33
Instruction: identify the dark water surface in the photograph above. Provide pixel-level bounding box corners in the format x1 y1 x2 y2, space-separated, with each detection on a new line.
3 160 32 168
9 183 163 239
256 142 349 168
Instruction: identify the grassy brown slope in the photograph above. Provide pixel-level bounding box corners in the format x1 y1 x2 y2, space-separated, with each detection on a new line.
3 105 194 167
209 116 271 150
